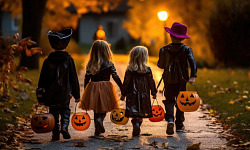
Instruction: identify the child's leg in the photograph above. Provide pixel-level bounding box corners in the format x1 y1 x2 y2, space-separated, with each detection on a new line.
131 118 142 136
94 113 106 136
49 106 60 140
162 97 175 122
60 103 71 139
175 83 186 131
163 83 181 135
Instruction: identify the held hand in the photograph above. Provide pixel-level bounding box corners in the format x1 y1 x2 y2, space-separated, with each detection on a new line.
120 96 125 101
75 99 80 103
188 77 195 85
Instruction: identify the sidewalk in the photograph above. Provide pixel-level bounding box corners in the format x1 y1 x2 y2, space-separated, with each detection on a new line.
23 61 230 150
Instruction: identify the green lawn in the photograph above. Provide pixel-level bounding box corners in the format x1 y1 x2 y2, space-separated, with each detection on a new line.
194 68 250 141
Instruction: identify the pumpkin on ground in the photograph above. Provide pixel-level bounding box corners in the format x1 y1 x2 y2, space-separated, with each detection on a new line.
110 108 129 125
71 112 91 131
177 91 200 112
149 105 165 122
31 113 55 133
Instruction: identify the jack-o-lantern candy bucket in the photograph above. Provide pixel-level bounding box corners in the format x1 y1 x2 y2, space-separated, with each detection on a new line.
71 102 91 131
31 106 55 133
149 99 165 122
110 100 129 125
177 91 200 112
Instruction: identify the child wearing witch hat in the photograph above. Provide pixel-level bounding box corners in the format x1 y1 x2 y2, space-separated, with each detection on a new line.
37 28 80 141
157 22 197 135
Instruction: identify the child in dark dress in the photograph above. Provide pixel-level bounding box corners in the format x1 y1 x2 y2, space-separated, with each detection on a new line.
37 28 80 141
121 46 157 136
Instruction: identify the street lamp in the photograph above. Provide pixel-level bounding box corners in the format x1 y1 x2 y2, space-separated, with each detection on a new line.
157 11 168 44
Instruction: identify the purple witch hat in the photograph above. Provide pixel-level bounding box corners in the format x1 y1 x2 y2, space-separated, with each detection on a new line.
164 22 191 39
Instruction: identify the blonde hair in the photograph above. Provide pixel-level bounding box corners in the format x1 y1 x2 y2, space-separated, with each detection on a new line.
127 46 148 73
87 40 113 74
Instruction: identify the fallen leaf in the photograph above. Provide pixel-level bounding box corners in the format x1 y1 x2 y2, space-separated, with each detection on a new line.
8 98 15 103
129 146 141 149
16 117 26 123
12 103 20 109
0 102 5 107
2 108 15 113
186 142 201 150
242 95 248 99
0 142 6 148
243 91 249 94
245 106 250 111
74 142 86 147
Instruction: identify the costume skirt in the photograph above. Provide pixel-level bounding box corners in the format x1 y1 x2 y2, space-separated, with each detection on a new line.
79 81 119 113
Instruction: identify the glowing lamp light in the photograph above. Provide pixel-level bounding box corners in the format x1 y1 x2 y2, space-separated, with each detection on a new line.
157 11 168 21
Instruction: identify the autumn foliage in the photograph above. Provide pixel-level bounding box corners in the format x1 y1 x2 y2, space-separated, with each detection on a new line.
0 33 42 100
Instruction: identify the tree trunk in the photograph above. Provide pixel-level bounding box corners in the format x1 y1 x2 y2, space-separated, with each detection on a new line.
19 0 47 69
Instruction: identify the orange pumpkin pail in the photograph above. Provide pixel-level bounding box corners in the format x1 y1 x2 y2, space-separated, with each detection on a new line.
177 84 200 112
149 98 165 122
71 102 91 131
31 106 55 133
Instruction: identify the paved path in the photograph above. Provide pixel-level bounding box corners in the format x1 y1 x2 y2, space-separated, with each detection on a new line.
23 60 230 150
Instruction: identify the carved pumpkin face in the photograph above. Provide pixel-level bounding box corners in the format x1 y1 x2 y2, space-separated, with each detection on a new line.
149 105 165 122
31 113 55 133
71 112 90 131
177 91 200 112
110 108 129 125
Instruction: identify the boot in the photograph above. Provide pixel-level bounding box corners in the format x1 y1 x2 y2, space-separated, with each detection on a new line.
166 118 174 135
94 113 106 136
131 118 142 136
50 108 60 141
52 130 60 141
52 123 60 141
61 108 71 139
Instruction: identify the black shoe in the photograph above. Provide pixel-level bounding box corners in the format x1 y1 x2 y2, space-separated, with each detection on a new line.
94 129 101 136
166 121 174 135
52 134 60 141
176 125 185 132
61 129 71 139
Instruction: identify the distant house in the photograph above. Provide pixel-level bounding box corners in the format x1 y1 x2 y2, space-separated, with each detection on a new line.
1 1 131 47
0 12 21 37
78 1 131 46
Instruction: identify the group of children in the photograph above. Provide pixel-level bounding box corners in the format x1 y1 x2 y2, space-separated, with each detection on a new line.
37 22 197 141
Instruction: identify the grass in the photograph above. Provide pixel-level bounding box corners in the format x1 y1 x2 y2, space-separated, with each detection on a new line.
192 68 250 142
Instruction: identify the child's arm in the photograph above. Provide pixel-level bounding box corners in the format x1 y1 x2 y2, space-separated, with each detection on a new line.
37 60 49 105
187 48 197 83
157 47 167 69
69 58 80 101
84 72 91 88
110 63 123 90
121 70 132 99
146 68 157 98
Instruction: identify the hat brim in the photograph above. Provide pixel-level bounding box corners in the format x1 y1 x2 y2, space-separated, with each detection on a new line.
164 27 191 39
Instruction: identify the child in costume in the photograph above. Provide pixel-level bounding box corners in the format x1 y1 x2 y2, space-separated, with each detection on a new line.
121 46 157 136
37 28 80 141
157 22 197 135
79 40 122 136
